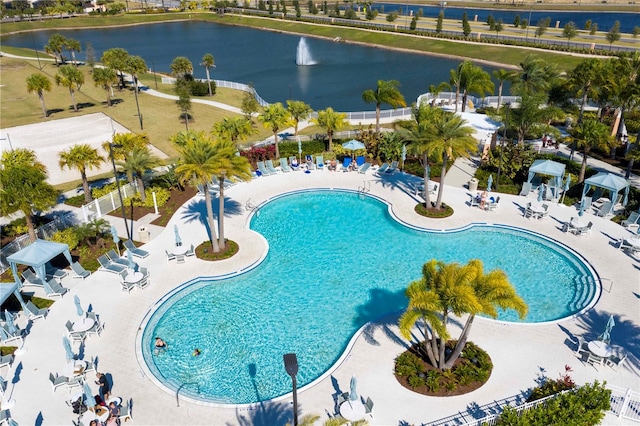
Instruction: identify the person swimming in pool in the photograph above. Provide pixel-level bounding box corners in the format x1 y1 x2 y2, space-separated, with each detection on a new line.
154 337 167 354
192 348 201 357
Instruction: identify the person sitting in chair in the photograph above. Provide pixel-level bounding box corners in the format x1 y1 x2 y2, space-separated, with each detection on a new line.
480 190 489 210
291 157 299 170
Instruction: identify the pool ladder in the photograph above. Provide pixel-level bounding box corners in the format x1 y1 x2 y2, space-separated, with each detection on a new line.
357 181 370 194
245 198 257 211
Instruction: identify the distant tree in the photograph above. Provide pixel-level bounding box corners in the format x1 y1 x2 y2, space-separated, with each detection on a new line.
462 11 471 36
258 102 290 158
513 15 520 27
386 11 398 22
428 81 450 106
64 37 81 65
241 87 260 121
520 19 528 30
286 100 313 137
44 33 66 65
55 65 84 112
567 58 604 123
511 55 559 96
92 67 118 107
85 42 95 68
535 18 548 38
175 79 192 131
494 19 503 35
116 146 160 202
410 15 416 30
436 10 443 33
212 116 255 144
486 14 494 27
26 73 52 118
570 119 613 183
268 2 273 15
606 21 621 48
333 1 339 16
365 7 377 20
563 21 578 44
311 107 347 152
200 53 216 97
59 144 104 203
590 23 598 35
633 26 640 38
101 47 129 89
510 93 553 144
584 19 592 30
459 61 494 113
170 56 193 78
492 69 513 114
362 79 407 133
258 0 265 10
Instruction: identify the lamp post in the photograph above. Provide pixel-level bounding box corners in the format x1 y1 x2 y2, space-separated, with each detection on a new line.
109 143 131 240
525 6 533 42
496 102 510 191
283 353 299 426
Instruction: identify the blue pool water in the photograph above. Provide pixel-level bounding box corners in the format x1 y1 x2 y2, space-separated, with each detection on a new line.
141 190 597 404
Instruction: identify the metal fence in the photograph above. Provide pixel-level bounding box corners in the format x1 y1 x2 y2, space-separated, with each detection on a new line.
160 77 270 107
80 183 137 223
417 92 521 109
609 385 640 423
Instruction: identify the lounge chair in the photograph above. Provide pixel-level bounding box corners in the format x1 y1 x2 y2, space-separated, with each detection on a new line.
375 163 389 175
97 255 126 274
65 320 86 342
519 182 532 196
106 250 129 267
265 159 278 174
386 160 399 174
356 156 365 167
289 156 300 170
364 397 374 417
46 264 68 280
0 354 14 369
622 212 640 230
540 203 550 219
578 221 593 235
21 269 45 287
280 158 292 172
0 324 24 346
606 353 627 370
573 336 590 356
119 399 133 422
487 196 500 211
595 201 613 217
358 163 371 174
44 278 67 298
49 372 68 392
185 244 195 257
340 157 352 172
165 250 176 262
70 262 91 279
256 161 272 176
336 392 350 406
523 202 533 218
124 240 149 259
305 155 315 170
24 301 48 320
120 279 136 293
316 155 325 170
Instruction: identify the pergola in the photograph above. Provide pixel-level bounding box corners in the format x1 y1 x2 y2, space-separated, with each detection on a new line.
6 239 72 287
527 159 566 190
581 172 630 215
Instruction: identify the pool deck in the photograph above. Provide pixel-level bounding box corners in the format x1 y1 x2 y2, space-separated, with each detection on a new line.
5 167 640 425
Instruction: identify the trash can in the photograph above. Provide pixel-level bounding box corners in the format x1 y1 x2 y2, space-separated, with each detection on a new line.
468 178 479 192
138 226 150 243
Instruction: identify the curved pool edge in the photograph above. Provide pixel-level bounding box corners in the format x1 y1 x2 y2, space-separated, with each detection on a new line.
135 188 603 408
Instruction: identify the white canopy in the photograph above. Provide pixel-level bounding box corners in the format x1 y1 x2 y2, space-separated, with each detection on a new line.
527 159 566 189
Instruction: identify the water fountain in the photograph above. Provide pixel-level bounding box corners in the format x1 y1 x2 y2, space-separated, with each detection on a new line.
296 37 316 66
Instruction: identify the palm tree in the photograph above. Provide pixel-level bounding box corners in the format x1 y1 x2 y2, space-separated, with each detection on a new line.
44 33 66 65
399 259 526 371
211 117 255 144
258 102 290 158
209 139 253 249
510 55 559 96
567 58 604 124
125 55 147 130
449 65 463 112
26 73 52 118
170 56 194 78
362 80 406 133
58 144 104 203
101 47 130 90
428 112 476 209
116 146 160 202
55 65 84 112
104 133 150 159
428 81 450 106
200 53 215 96
459 61 494 113
286 100 313 137
570 119 613 183
0 149 57 242
173 131 222 252
176 79 192 131
92 67 118 107
64 38 81 65
311 107 347 152
492 69 513 114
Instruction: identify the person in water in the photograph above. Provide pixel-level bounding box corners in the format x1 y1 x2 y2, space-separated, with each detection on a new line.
192 348 201 357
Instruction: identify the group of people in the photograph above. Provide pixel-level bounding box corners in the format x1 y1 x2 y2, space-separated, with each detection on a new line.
474 190 494 210
154 337 201 357
82 372 120 426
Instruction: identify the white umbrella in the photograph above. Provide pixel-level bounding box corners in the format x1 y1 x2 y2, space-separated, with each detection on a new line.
342 139 365 151
63 336 75 362
174 224 182 247
599 315 615 343
110 225 120 256
127 249 136 270
561 174 571 204
73 294 83 317
83 380 96 407
3 310 17 334
538 183 545 203
487 175 493 192
349 375 358 401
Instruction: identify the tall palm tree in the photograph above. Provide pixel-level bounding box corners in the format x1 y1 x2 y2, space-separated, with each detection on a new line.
104 133 150 159
64 38 81 65
58 144 104 203
258 102 290 158
173 131 222 252
101 47 130 90
116 146 160 202
459 61 494 112
449 64 463 112
211 116 255 144
570 119 613 183
428 112 477 209
170 56 194 78
55 65 84 112
210 139 253 249
399 259 526 371
92 67 118 107
26 73 52 118
44 33 66 65
510 55 559 96
567 58 604 124
311 107 347 152
286 100 313 137
200 53 215 97
362 80 406 133
428 81 450 106
492 69 513 114
125 55 147 130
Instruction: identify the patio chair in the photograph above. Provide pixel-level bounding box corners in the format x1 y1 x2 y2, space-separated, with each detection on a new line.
84 355 97 375
24 301 48 320
487 196 501 211
519 182 532 196
305 155 315 170
124 240 149 259
185 244 195 257
358 162 371 174
265 159 278 174
21 269 45 287
574 336 590 356
364 397 374 417
385 160 399 174
44 278 68 298
336 392 349 406
65 320 86 343
340 157 352 172
86 312 104 336
256 161 272 176
622 211 640 230
106 250 129 267
606 353 627 370
0 354 14 369
577 221 593 236
120 279 136 293
46 264 68 280
289 156 300 171
375 163 389 175
119 399 133 422
49 372 68 393
0 324 24 346
524 202 533 218
316 156 325 170
176 254 186 264
356 156 365 167
280 158 292 172
540 203 550 219
595 201 613 217
586 352 604 367
97 255 126 274
70 262 91 279
165 250 176 262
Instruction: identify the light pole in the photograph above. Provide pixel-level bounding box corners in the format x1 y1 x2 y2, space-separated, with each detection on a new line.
496 102 511 191
283 353 299 426
525 6 533 42
109 143 131 240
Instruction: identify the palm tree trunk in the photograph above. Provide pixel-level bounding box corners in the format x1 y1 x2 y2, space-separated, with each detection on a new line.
136 176 146 202
578 90 589 124
328 131 334 152
444 315 475 370
579 150 588 183
274 133 280 158
70 89 78 112
25 211 37 242
38 94 48 118
423 322 438 367
461 90 468 113
375 104 381 134
454 87 460 113
496 83 503 114
205 67 212 96
204 184 220 252
435 153 448 209
218 176 226 249
106 88 112 107
422 152 431 207
184 110 189 131
81 170 92 203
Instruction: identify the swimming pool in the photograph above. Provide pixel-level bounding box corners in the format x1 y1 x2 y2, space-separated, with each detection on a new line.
140 190 599 405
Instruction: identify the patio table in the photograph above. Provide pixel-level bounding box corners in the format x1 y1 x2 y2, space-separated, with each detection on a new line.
172 245 189 256
529 203 545 219
72 317 95 333
124 272 144 284
588 340 612 358
340 399 366 421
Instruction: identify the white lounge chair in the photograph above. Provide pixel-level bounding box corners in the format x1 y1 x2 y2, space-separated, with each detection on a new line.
365 396 374 417
185 244 195 257
119 399 133 422
265 160 278 174
70 262 91 279
21 269 45 287
106 250 129 267
46 264 68 280
65 320 86 343
385 160 399 174
316 155 325 170
49 372 68 392
0 354 14 369
256 161 272 176
375 163 389 175
0 324 24 346
595 201 613 217
124 240 149 258
280 158 292 172
97 255 126 274
487 196 501 211
24 301 48 320
45 278 68 298
357 163 371 174
622 212 640 230
165 250 176 262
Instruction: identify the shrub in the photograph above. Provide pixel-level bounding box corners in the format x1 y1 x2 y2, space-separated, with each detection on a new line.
126 186 170 208
50 228 81 251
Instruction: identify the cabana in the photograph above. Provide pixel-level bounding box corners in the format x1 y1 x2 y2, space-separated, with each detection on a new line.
527 159 566 191
581 172 630 216
0 281 26 307
6 239 73 287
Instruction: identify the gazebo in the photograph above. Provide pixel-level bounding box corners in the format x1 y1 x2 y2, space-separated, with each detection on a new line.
581 172 630 215
527 159 566 190
6 239 73 287
0 281 26 307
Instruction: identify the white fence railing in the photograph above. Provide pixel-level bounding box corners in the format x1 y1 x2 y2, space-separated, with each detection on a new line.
80 183 138 223
609 385 640 423
159 78 270 107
